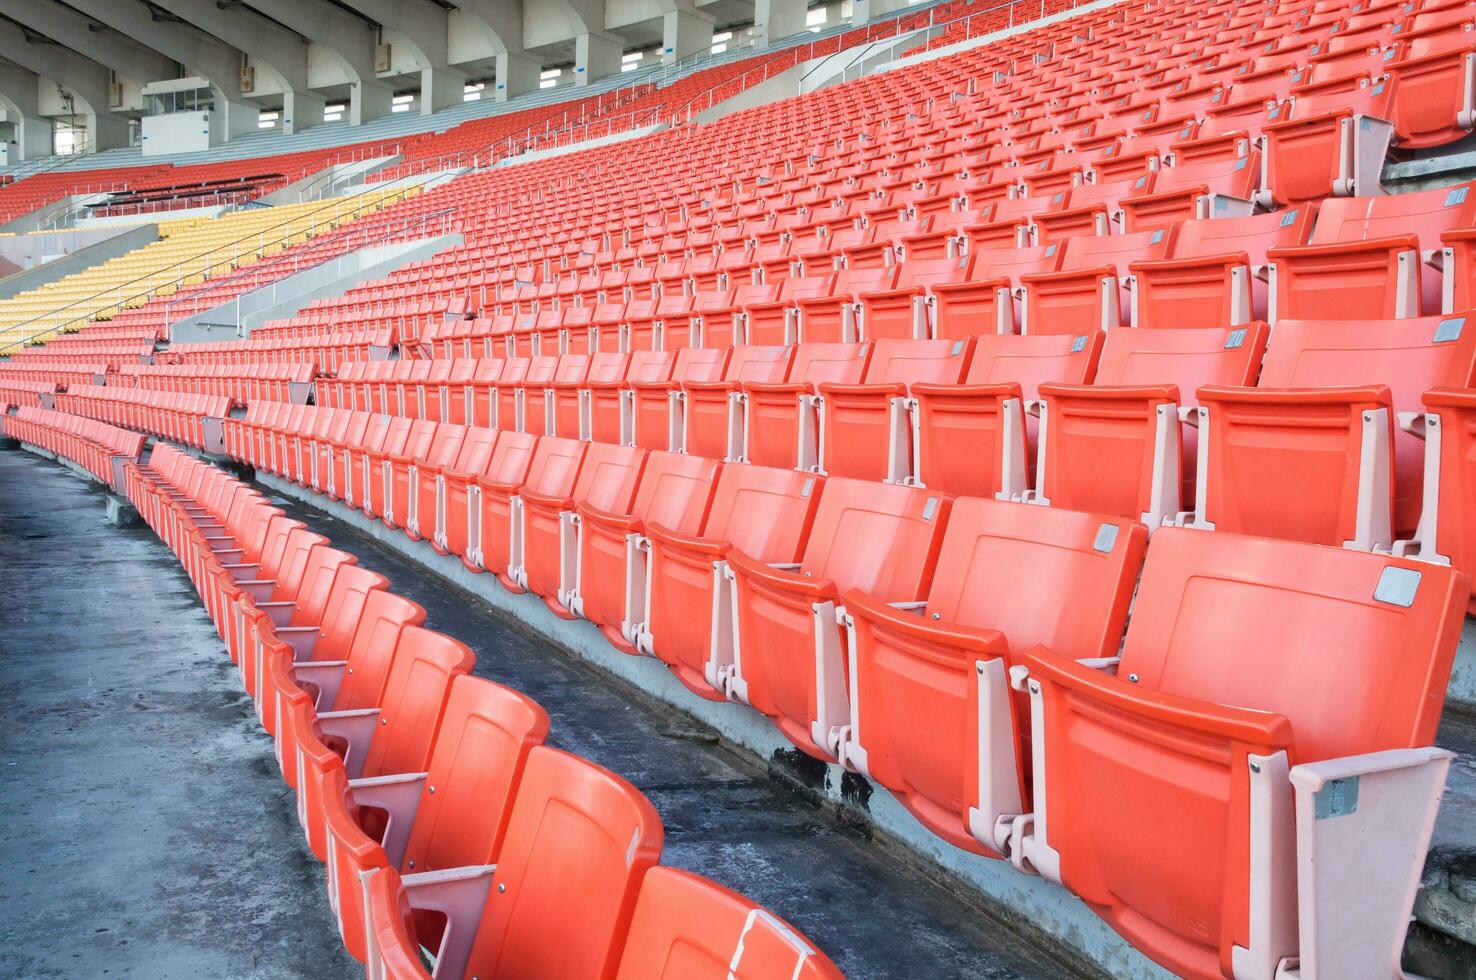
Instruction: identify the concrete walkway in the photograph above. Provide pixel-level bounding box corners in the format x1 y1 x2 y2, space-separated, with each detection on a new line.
0 449 356 979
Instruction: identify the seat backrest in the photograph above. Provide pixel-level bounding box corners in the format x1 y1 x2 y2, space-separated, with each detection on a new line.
963 331 1104 395
1308 182 1476 245
522 436 589 496
422 423 467 466
1096 323 1270 403
614 867 842 980
451 426 499 473
799 477 952 599
626 350 676 384
464 746 664 980
333 590 429 710
361 626 477 779
720 345 793 383
572 442 647 512
289 546 358 625
402 675 550 874
628 451 721 532
1058 227 1175 272
1119 527 1468 762
861 337 974 386
314 565 390 661
785 342 872 387
697 466 824 559
671 347 728 383
1168 206 1315 265
924 498 1146 656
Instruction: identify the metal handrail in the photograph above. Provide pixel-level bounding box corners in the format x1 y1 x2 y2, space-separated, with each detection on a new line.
0 165 433 353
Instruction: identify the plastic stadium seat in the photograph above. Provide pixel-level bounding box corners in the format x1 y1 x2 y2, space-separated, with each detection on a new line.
911 331 1104 498
1258 75 1397 206
321 675 549 961
1188 314 1476 548
1406 386 1476 612
839 498 1147 854
432 426 499 557
292 625 476 859
724 478 952 761
237 541 358 702
818 337 974 482
680 345 793 460
1120 153 1262 233
477 435 583 589
796 266 898 342
1015 528 1467 980
569 451 721 651
1266 181 1476 320
638 464 823 699
613 867 843 980
742 342 871 469
630 347 728 451
407 423 467 542
1387 31 1476 147
855 256 969 339
587 351 669 445
517 441 645 615
365 746 663 980
1032 323 1270 526
1020 229 1175 332
1130 206 1316 326
378 420 437 528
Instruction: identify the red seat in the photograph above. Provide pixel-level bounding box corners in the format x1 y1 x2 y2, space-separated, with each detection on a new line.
1017 528 1466 980
1266 181 1476 320
614 867 843 980
680 345 793 460
470 432 560 586
365 746 662 980
433 426 500 557
321 675 548 960
819 337 975 482
1187 314 1476 547
1258 74 1396 206
1032 323 1270 526
725 478 952 761
856 256 969 340
1130 206 1316 326
840 498 1146 854
741 342 871 470
571 451 721 651
517 441 645 615
911 331 1104 498
587 351 670 446
1387 30 1476 147
630 347 728 451
795 266 898 342
1120 153 1262 233
407 423 467 542
639 464 823 699
291 625 476 859
1020 229 1176 332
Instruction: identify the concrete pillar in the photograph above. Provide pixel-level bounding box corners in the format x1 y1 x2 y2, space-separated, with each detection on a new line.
824 1 845 27
851 0 911 26
282 89 325 134
9 115 53 160
575 32 623 86
662 9 713 64
350 83 394 125
420 67 465 114
753 0 808 47
495 51 541 102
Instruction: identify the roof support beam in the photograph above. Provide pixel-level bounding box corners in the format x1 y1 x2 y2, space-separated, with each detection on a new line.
661 2 713 63
148 0 324 130
0 19 132 149
238 0 393 123
59 0 248 100
0 0 176 85
445 0 541 101
339 0 465 113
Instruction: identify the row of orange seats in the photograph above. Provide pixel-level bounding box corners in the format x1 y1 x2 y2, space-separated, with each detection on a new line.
122 441 842 979
217 396 1468 980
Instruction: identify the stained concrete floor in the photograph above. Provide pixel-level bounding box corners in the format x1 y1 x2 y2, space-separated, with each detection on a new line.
0 446 1086 980
0 450 357 979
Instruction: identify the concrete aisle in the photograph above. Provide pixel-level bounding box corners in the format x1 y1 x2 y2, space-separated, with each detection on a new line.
0 450 356 979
